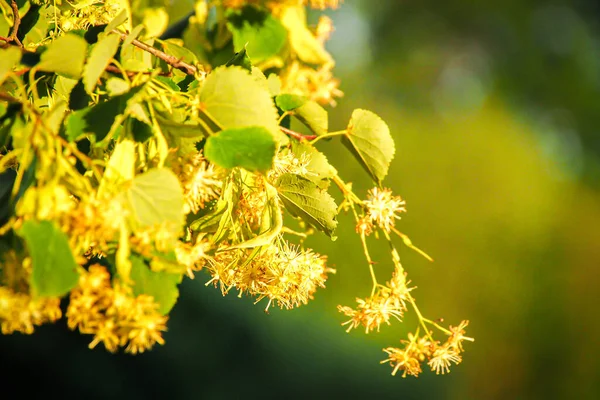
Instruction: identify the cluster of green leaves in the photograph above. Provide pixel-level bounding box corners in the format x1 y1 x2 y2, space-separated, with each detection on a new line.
0 0 395 338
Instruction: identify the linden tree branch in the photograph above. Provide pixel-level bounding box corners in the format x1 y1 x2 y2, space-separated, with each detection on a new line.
8 0 23 47
113 30 199 76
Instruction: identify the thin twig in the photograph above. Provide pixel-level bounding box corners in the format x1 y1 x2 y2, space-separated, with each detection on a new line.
8 0 22 46
113 30 198 76
0 92 20 103
105 64 172 77
280 126 317 141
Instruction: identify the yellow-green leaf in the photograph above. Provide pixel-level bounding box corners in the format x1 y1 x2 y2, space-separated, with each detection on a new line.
38 34 88 79
293 100 328 136
227 6 288 63
98 139 136 198
126 168 185 231
276 173 337 238
130 255 182 315
199 66 285 143
84 33 121 94
342 109 395 184
0 47 21 85
204 126 276 172
17 220 79 298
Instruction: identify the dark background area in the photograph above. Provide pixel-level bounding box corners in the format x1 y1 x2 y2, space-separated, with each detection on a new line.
2 1 600 399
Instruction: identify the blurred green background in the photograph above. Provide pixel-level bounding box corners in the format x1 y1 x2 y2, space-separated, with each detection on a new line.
2 1 600 399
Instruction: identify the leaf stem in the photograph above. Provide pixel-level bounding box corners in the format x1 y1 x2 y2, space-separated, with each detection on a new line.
280 126 317 141
408 295 435 341
310 130 346 145
390 226 434 262
421 317 452 335
198 108 224 132
359 231 378 295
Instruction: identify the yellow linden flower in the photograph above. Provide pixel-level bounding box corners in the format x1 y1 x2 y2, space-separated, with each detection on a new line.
125 295 168 354
363 187 407 233
67 266 168 354
177 153 222 215
447 320 474 352
381 333 434 377
0 287 61 335
280 61 343 106
428 345 462 375
381 346 422 378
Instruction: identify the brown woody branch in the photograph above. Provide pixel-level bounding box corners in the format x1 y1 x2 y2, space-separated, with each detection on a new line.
0 92 20 103
113 30 198 76
104 64 172 78
280 126 317 141
8 0 22 46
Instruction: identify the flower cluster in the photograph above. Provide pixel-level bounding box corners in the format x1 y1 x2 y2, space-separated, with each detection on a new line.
60 195 123 256
337 183 472 377
338 269 412 333
381 321 474 377
361 187 407 233
0 286 62 334
56 0 123 33
173 152 223 215
206 239 335 310
66 265 168 354
280 61 343 107
268 150 313 181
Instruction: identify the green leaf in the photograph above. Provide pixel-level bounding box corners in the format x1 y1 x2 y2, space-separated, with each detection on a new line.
106 77 130 96
55 76 79 101
84 33 121 94
276 173 337 238
267 74 281 96
199 66 283 143
129 255 181 315
276 94 307 112
156 38 199 66
126 168 185 231
17 220 79 298
225 47 253 72
155 114 209 139
205 126 276 172
104 9 129 33
122 24 144 49
98 139 135 198
131 118 153 143
205 176 239 245
189 198 228 232
17 4 41 43
342 109 395 184
142 8 169 38
280 6 332 65
293 100 328 136
0 47 22 85
291 141 336 183
226 5 287 63
154 76 180 92
37 34 88 79
68 79 91 110
65 85 144 142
